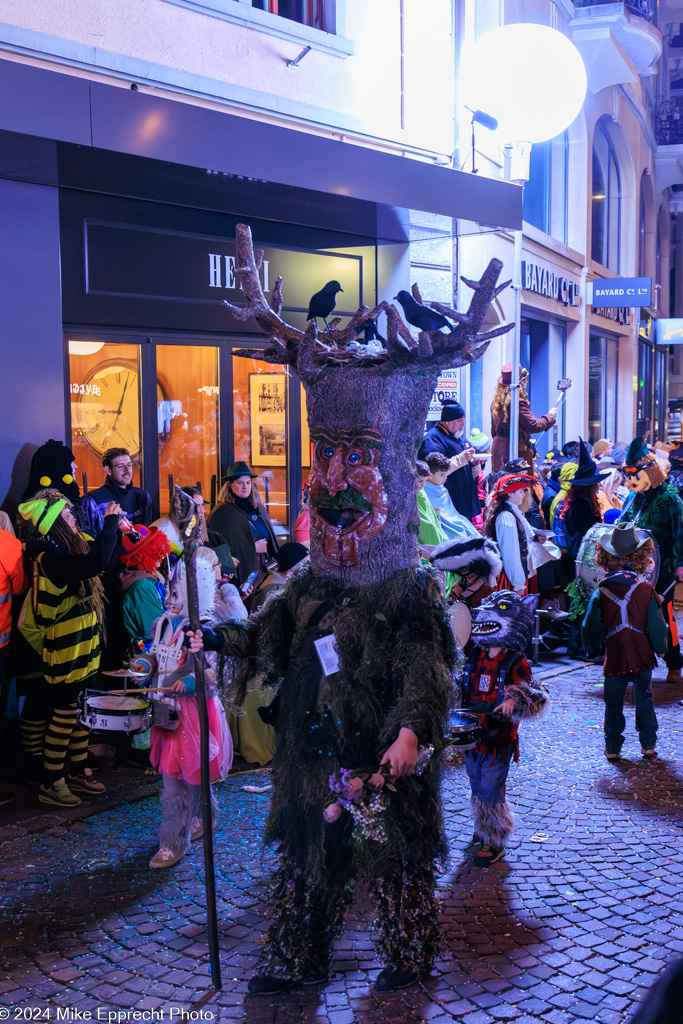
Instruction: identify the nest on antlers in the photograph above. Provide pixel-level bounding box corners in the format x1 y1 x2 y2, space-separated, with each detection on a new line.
223 223 513 380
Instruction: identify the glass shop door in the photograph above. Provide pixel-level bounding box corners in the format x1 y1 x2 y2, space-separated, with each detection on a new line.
67 333 222 517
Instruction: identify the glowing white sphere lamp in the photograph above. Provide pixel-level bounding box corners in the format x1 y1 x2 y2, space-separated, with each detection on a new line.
460 24 587 458
459 23 587 144
460 23 587 180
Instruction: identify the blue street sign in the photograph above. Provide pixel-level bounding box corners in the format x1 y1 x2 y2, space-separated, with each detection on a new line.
591 276 652 307
656 319 683 344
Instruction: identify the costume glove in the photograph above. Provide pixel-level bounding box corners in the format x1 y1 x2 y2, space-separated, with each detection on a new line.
182 625 226 651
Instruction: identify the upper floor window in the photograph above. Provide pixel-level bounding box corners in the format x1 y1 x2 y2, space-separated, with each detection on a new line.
638 176 647 277
522 132 568 243
252 0 330 30
656 215 662 290
591 122 620 271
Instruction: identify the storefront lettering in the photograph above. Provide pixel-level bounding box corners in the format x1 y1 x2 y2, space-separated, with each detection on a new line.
71 383 101 396
521 260 580 307
592 306 631 325
209 254 270 292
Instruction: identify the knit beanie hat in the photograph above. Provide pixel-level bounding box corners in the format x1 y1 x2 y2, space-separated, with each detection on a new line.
24 440 79 503
274 542 309 573
18 494 68 535
440 399 465 422
468 429 490 453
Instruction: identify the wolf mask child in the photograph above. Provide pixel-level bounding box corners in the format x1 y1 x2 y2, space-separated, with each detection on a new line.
470 591 537 651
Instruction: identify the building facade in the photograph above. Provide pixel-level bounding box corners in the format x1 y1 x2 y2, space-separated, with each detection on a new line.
1 0 674 527
455 0 671 452
0 0 521 523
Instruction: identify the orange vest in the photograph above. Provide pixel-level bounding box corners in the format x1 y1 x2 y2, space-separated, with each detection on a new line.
0 529 28 647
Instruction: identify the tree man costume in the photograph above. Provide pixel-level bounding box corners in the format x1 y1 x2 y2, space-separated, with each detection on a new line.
195 225 513 994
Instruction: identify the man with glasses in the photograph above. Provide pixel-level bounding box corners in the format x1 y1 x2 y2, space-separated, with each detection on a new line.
86 448 152 529
83 449 153 672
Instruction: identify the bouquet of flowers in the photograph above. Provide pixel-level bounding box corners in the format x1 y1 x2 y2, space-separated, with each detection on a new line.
323 744 435 843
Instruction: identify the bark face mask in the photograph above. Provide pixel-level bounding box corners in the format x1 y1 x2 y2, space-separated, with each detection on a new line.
309 426 388 567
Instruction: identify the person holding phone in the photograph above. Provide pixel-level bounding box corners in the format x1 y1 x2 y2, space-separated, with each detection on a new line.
208 462 278 587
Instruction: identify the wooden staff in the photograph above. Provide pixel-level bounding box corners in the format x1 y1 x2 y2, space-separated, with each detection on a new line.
176 486 222 991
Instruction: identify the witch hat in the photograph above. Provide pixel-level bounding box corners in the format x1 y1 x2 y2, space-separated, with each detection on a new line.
624 435 650 469
571 437 609 486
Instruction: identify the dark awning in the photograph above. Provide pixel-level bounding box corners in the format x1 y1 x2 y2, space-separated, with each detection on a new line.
0 58 522 229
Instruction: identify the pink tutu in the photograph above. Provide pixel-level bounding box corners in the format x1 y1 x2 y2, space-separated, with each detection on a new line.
150 695 233 785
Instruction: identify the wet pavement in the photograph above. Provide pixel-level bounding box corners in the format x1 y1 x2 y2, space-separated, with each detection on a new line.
1 657 683 1023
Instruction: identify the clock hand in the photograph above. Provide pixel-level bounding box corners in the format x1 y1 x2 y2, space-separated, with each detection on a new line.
112 374 131 432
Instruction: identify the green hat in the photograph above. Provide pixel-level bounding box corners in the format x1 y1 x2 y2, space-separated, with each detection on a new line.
624 436 650 468
18 495 67 535
224 461 257 481
468 429 490 453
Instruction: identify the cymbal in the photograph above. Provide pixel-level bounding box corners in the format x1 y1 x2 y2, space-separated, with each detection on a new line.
101 668 150 678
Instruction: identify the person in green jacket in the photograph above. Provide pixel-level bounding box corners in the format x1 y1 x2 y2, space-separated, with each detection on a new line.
119 526 171 647
416 460 455 597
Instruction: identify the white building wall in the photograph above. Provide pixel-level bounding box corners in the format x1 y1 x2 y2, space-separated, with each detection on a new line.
0 0 455 158
453 0 670 447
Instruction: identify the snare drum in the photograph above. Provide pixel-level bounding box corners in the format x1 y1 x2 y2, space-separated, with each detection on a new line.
448 710 483 750
79 692 152 734
576 523 659 596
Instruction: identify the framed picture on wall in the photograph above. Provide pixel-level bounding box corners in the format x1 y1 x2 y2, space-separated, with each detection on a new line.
250 373 287 466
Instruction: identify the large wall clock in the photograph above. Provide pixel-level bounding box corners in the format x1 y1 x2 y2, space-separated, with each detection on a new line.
77 360 165 456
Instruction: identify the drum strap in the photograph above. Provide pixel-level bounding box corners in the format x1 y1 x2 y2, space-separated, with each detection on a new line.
600 582 645 639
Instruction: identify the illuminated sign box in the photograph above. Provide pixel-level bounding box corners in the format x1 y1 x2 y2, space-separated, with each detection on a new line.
656 319 683 344
591 277 651 307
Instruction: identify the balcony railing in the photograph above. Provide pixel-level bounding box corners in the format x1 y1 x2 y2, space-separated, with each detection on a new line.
573 0 655 22
656 100 683 145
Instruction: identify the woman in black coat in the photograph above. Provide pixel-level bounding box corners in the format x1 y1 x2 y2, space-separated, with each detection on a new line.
557 441 607 657
207 462 278 586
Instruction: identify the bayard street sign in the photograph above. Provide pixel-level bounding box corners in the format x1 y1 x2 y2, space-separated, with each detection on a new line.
591 277 652 308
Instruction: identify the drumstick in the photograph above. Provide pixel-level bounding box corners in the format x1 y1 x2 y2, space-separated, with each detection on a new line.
107 686 178 694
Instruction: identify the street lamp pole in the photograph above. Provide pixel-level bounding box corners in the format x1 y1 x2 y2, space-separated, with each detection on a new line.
510 227 523 461
508 141 532 461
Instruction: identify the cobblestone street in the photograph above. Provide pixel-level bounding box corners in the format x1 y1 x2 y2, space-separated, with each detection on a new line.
1 660 683 1024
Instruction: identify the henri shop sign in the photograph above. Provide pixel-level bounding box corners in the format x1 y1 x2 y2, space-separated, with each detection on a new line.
521 261 580 307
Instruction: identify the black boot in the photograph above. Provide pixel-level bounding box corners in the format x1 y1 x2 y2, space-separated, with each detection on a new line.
374 966 420 991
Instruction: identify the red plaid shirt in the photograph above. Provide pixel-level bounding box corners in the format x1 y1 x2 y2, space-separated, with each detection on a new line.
467 648 532 759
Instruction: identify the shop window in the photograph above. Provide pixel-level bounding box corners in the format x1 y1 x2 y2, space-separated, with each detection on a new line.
156 344 220 513
588 333 619 443
233 352 290 529
520 317 566 458
654 346 668 440
252 0 330 30
522 133 567 243
636 339 654 435
591 123 621 271
68 339 144 494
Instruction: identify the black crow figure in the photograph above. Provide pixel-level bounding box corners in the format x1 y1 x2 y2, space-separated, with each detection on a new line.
307 280 344 329
359 317 386 344
394 290 453 332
